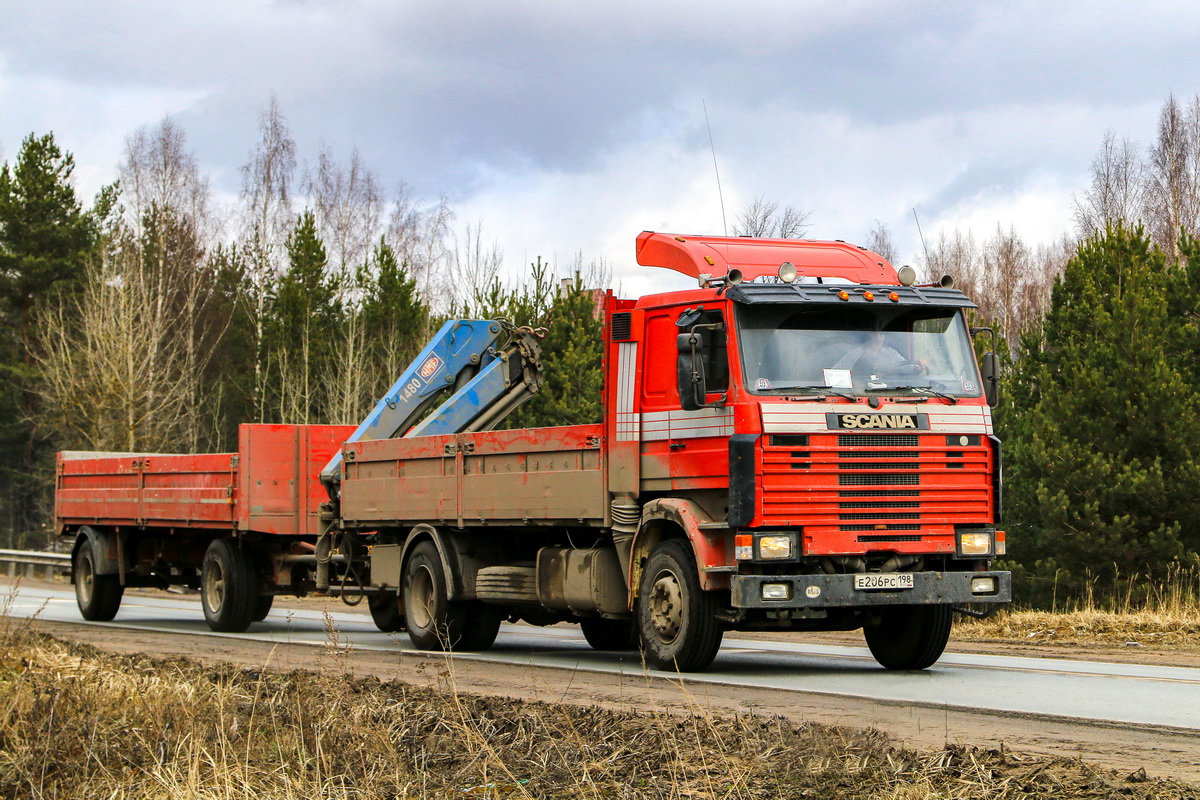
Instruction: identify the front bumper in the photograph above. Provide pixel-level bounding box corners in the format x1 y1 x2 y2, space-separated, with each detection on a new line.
731 570 1011 609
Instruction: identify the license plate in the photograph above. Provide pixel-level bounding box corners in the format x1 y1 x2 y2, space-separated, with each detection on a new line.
853 573 915 591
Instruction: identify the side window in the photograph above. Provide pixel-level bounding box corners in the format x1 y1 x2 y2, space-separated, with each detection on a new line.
698 310 729 393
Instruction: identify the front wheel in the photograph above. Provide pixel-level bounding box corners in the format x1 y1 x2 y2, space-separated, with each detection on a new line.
636 539 723 672
404 541 500 651
863 604 953 670
201 538 258 632
74 540 123 622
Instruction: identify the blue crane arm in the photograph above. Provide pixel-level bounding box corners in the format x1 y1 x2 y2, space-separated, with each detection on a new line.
320 319 543 491
320 319 504 487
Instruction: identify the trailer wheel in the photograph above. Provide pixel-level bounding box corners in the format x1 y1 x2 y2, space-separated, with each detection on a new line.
580 617 636 651
74 542 123 622
368 593 406 632
404 541 500 651
863 604 953 670
201 539 257 632
251 594 274 622
636 539 723 671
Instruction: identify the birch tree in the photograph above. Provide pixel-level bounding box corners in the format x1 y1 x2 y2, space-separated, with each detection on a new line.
239 97 297 421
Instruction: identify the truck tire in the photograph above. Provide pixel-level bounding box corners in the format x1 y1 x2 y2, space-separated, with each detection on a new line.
403 541 501 651
368 592 406 632
636 539 723 671
74 541 123 622
863 604 953 670
201 538 258 633
580 617 636 651
251 594 274 622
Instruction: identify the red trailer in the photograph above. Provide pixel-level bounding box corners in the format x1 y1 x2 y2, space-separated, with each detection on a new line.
58 424 353 628
58 232 1011 672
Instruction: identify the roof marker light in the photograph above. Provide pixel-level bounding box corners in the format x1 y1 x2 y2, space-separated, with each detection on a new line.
838 290 850 301
888 292 900 302
863 291 875 302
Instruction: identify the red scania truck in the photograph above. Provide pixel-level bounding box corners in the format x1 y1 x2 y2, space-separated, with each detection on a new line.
57 232 1010 672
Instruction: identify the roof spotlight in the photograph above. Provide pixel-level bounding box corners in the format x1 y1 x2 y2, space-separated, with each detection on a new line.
778 261 798 283
897 265 917 286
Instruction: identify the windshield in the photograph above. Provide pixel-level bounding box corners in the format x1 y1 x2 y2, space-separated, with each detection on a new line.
736 304 983 397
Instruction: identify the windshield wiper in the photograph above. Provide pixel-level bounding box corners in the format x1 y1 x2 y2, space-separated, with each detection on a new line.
867 384 959 405
777 385 859 402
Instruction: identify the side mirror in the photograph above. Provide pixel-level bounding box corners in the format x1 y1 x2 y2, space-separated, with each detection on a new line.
981 351 999 407
677 332 706 411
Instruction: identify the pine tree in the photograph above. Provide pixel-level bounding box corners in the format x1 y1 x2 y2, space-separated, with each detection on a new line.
1000 225 1200 605
360 239 429 403
263 211 339 423
0 133 95 543
507 273 604 429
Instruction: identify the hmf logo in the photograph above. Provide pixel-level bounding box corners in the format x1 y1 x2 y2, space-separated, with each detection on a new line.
837 413 921 430
417 355 443 382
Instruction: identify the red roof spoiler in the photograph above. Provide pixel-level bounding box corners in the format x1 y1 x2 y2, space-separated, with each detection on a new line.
635 231 897 284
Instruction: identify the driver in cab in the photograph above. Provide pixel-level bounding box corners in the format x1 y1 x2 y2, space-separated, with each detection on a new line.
834 329 928 377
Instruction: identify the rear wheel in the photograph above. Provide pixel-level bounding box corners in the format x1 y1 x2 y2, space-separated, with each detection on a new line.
863 604 953 670
580 617 636 651
404 541 500 651
201 539 258 632
368 592 406 632
636 539 723 671
74 540 123 622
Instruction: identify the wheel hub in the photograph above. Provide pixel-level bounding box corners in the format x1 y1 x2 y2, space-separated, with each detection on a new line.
77 553 94 603
205 562 225 613
409 565 435 629
648 571 683 642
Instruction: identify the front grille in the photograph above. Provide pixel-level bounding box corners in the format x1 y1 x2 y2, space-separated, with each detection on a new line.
839 501 920 509
838 451 919 459
839 473 921 486
841 524 922 532
839 434 920 447
760 431 991 542
838 512 920 520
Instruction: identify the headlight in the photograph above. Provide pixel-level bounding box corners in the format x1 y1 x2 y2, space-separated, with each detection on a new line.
971 576 997 595
758 535 794 560
958 531 993 557
761 583 792 600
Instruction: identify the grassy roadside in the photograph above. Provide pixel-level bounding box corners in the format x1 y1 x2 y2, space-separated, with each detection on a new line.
1 621 1194 799
960 564 1200 648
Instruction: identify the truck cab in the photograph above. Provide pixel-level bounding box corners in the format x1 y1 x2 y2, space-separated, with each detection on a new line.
602 233 1010 669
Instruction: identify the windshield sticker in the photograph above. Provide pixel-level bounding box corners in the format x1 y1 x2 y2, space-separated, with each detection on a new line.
961 379 977 393
756 377 772 390
823 368 853 388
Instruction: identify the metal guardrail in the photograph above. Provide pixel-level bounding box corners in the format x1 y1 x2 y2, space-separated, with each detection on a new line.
0 549 71 581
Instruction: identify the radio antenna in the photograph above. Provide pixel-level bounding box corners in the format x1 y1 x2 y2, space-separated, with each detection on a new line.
912 207 931 266
703 100 728 236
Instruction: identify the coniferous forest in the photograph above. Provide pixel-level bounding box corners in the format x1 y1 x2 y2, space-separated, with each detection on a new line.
5 95 1200 607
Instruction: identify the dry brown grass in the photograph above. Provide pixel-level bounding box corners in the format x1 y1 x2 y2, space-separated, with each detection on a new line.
0 618 1195 799
962 563 1200 647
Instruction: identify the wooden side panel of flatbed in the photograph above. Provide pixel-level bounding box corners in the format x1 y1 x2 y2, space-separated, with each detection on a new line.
340 424 606 527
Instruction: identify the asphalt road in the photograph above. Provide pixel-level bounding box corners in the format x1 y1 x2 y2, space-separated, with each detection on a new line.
8 581 1200 734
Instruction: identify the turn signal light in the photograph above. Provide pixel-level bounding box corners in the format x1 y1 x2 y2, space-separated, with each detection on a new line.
735 534 753 560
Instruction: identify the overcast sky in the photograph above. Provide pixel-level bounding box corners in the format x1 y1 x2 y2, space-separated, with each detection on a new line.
2 0 1198 296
